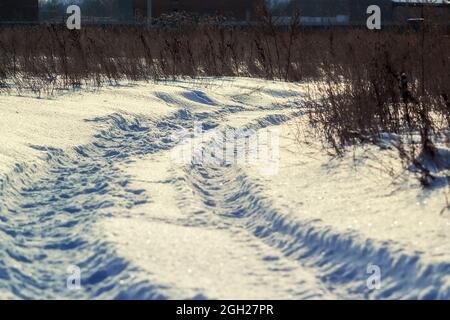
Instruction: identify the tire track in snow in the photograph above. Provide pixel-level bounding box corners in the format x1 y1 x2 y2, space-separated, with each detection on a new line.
0 86 302 299
3 84 443 300
176 112 450 300
0 101 228 299
0 113 172 299
166 112 352 299
99 111 337 299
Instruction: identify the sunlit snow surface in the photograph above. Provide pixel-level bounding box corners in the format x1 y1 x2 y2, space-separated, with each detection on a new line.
0 78 449 299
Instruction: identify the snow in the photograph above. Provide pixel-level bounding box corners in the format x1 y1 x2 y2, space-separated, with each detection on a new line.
0 77 449 299
245 121 450 258
0 83 176 186
243 121 450 298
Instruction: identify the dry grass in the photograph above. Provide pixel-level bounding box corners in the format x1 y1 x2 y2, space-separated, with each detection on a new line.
1 13 449 184
0 11 306 95
302 25 450 185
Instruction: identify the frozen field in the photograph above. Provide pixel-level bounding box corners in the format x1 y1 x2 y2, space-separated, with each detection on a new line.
0 78 449 299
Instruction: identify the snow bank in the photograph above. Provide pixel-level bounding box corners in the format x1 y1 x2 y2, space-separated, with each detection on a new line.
243 120 450 299
2 77 449 299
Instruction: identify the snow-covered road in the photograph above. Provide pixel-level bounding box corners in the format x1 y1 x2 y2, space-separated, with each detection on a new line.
1 78 449 299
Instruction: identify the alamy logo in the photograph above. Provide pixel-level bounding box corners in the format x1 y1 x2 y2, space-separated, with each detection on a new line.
367 5 381 30
66 5 81 30
66 265 81 290
366 264 382 290
170 122 280 176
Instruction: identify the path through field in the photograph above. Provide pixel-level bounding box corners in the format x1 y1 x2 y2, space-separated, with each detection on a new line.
1 79 449 299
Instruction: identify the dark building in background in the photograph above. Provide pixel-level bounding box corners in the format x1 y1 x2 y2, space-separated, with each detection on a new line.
282 0 450 26
288 0 350 17
391 1 450 25
117 0 134 21
37 0 263 24
286 0 356 25
132 0 151 20
0 0 39 22
285 0 392 25
2 0 449 26
129 0 263 21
